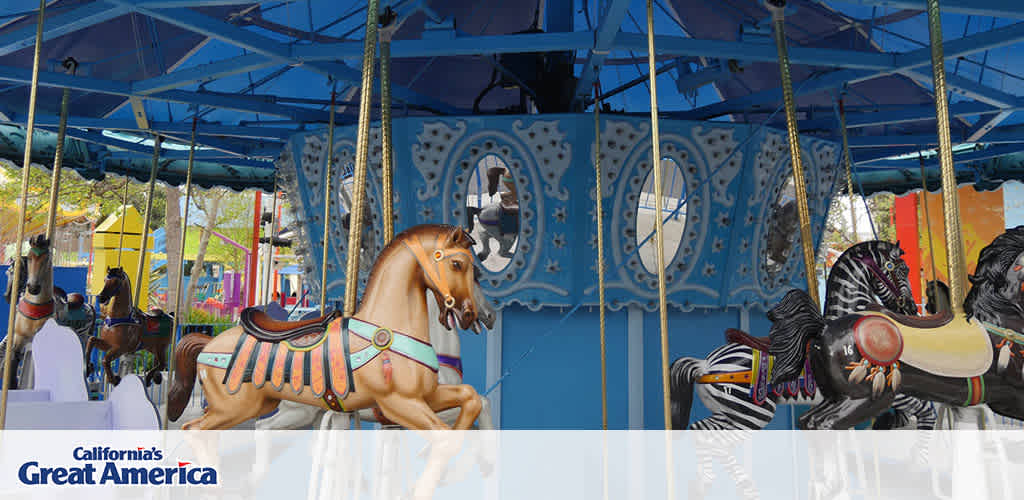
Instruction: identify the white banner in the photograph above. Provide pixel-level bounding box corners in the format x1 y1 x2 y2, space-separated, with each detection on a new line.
0 429 1019 499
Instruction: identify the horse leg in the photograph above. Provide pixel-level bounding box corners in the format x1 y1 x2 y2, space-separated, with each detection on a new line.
425 384 483 430
498 235 514 258
804 394 895 430
102 346 126 386
376 394 449 431
143 342 167 387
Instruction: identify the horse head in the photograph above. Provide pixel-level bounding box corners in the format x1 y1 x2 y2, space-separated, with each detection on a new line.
4 256 27 305
98 267 129 306
24 234 52 296
415 225 495 333
845 240 918 316
965 225 1024 322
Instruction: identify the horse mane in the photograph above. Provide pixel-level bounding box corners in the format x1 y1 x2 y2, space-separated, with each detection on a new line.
965 225 1024 320
768 289 824 383
357 224 473 311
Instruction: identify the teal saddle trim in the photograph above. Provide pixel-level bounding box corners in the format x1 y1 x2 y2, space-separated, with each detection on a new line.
199 318 439 377
347 317 439 373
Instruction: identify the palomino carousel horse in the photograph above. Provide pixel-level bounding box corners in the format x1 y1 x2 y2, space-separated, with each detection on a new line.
263 292 496 431
87 267 173 387
768 226 1024 428
670 240 934 431
1 235 96 388
465 166 519 262
167 224 497 430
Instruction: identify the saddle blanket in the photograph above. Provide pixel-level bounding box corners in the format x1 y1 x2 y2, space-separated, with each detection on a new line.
219 318 351 400
750 349 816 404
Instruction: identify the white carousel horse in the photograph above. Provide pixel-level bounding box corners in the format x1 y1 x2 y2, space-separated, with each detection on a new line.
465 166 519 263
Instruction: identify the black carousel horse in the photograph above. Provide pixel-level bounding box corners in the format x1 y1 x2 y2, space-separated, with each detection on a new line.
768 225 1024 429
670 240 934 431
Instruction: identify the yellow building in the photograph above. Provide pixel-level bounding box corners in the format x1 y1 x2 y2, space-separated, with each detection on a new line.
91 206 155 309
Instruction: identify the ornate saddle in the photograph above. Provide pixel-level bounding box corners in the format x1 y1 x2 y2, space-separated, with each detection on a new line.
725 328 771 352
863 304 954 329
137 308 172 337
239 307 339 343
858 310 992 378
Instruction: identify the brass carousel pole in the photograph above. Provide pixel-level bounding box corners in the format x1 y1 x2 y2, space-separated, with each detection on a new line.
644 0 671 431
0 0 47 429
837 98 858 242
320 89 337 315
116 176 131 267
134 136 162 305
919 153 939 288
343 0 380 317
43 59 78 241
380 28 395 242
768 0 820 307
593 81 608 431
263 183 279 305
925 0 967 313
165 115 198 430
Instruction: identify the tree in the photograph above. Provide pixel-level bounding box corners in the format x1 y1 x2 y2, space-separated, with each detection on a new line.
182 189 224 316
0 161 167 230
163 185 181 311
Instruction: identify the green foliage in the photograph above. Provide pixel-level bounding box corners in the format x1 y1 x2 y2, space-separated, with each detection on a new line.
0 160 167 229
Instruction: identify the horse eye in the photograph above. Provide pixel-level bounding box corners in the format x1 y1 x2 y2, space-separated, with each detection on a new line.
452 260 463 271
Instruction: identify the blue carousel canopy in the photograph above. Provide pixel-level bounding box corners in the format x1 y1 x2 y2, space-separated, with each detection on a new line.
0 1 1019 194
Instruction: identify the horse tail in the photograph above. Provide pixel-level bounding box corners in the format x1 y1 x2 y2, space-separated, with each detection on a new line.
768 289 824 384
167 333 212 422
670 357 705 429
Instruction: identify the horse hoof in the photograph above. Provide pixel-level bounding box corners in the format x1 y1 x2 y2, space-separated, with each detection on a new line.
152 372 163 385
111 376 121 386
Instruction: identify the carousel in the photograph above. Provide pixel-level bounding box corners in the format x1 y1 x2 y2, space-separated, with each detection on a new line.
0 0 1022 447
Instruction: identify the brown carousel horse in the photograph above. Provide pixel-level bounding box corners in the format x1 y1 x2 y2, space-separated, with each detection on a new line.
768 226 1024 428
87 267 172 387
1 235 61 388
167 224 496 430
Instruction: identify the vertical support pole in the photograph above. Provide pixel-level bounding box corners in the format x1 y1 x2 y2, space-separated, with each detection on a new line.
167 115 198 429
0 0 46 429
837 98 858 241
925 0 967 314
343 0 380 317
262 186 278 305
116 177 131 268
769 0 820 307
919 155 939 286
593 81 608 431
644 0 671 431
44 60 77 242
320 90 337 315
380 32 395 242
134 135 162 306
248 191 261 307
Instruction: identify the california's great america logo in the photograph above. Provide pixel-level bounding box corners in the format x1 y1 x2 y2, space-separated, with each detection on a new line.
17 447 217 486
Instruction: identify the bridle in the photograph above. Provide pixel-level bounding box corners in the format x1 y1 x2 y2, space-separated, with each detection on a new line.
402 232 475 313
854 251 907 311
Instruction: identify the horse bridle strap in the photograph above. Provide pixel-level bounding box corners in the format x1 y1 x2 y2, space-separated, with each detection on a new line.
402 233 474 310
104 315 140 327
855 253 903 307
17 298 54 320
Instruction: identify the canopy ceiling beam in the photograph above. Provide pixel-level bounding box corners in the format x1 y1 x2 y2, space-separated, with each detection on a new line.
0 64 331 121
792 101 1006 130
573 0 632 104
840 0 1024 20
682 20 1024 119
0 2 128 57
861 143 1024 170
4 114 293 140
113 1 460 114
133 52 277 95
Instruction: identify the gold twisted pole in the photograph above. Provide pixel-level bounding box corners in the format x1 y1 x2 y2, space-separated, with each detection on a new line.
116 176 131 267
44 60 78 241
919 154 939 287
134 135 162 305
380 30 395 242
837 99 858 242
320 90 337 315
1 0 46 429
166 115 198 429
769 1 819 307
593 81 608 431
645 0 671 431
925 0 966 314
343 0 380 317
263 184 279 305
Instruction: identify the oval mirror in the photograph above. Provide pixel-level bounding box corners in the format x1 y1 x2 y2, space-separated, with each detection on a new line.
465 154 520 272
636 157 686 273
765 176 798 277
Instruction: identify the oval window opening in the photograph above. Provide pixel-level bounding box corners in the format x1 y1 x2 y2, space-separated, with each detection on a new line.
765 176 798 277
636 158 686 273
465 154 520 272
